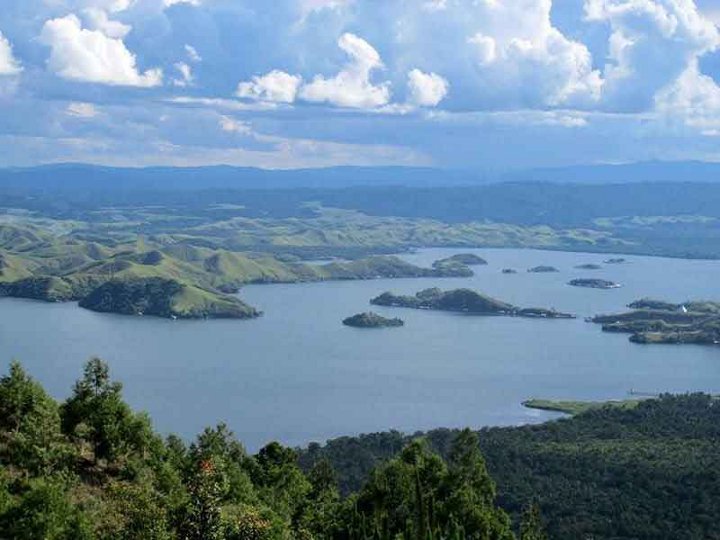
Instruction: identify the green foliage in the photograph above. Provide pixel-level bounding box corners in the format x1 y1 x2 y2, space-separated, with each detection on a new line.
179 459 226 540
0 361 69 474
3 359 718 540
303 394 720 540
61 358 154 465
349 434 513 540
0 477 93 540
519 504 547 540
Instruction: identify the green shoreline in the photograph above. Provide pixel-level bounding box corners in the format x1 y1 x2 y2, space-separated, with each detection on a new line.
522 398 642 416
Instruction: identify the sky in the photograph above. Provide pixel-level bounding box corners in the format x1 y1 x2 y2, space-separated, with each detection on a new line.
0 0 719 170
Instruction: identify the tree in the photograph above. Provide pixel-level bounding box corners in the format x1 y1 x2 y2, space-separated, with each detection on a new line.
189 424 255 505
61 358 153 464
0 361 68 474
252 442 311 529
298 459 341 538
106 480 173 540
179 459 226 540
443 429 514 540
0 477 93 540
519 503 547 540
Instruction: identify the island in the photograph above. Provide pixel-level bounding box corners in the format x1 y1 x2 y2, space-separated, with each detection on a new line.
569 278 621 289
502 268 518 274
433 253 488 266
528 265 559 273
370 288 575 319
342 312 405 328
575 263 602 270
591 298 720 345
604 258 628 264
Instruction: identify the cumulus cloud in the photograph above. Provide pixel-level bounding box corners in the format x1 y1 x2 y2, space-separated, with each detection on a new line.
407 69 449 107
585 0 720 111
462 0 603 107
0 31 22 76
299 33 391 108
40 14 162 87
236 70 302 104
82 7 131 38
655 59 720 134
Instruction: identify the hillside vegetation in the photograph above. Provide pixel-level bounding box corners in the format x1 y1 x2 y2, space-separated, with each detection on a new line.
0 359 534 540
0 223 476 319
300 394 720 540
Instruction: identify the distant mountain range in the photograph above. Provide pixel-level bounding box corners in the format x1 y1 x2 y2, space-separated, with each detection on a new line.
0 160 718 191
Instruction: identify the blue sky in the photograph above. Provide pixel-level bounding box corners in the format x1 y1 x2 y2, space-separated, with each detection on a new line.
0 0 719 170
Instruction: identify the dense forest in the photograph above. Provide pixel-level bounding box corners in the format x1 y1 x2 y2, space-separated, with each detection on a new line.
0 359 539 540
301 395 720 540
2 359 719 539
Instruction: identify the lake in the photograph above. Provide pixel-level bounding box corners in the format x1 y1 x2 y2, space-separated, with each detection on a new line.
1 248 719 451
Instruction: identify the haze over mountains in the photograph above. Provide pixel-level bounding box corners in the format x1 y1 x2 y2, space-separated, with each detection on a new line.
1 160 719 191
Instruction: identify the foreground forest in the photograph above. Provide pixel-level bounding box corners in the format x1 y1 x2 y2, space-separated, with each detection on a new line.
1 359 719 539
0 359 540 540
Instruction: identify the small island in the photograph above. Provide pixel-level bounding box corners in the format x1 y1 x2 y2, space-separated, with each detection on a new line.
604 258 628 264
575 263 602 270
342 312 405 328
592 298 720 345
569 278 621 289
371 288 575 319
434 253 488 266
502 268 518 274
528 265 560 273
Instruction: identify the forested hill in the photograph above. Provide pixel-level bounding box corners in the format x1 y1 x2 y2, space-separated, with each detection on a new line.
300 394 720 540
1 358 718 539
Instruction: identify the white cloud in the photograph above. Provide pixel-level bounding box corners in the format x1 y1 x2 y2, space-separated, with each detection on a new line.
299 33 391 108
236 70 302 104
463 0 603 107
0 31 22 76
407 69 449 107
468 33 497 65
185 44 201 63
82 7 131 38
423 0 448 12
40 14 162 87
219 116 253 134
299 0 353 17
164 0 201 7
655 59 720 133
172 62 193 87
66 102 99 118
585 0 720 111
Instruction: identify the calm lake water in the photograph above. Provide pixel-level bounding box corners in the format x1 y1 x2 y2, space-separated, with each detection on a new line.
1 248 719 451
